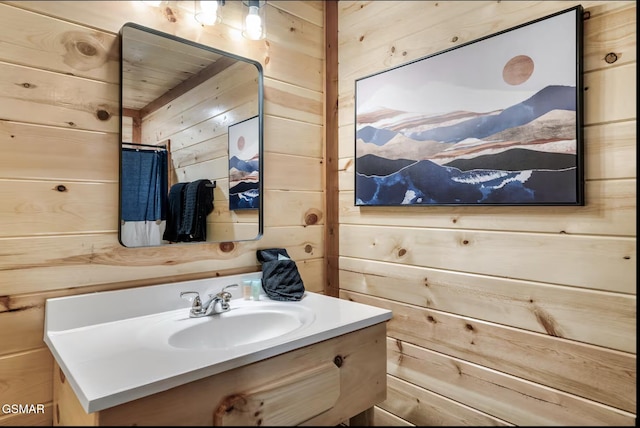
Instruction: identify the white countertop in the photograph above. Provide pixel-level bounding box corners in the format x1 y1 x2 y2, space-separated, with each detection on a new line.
44 273 392 413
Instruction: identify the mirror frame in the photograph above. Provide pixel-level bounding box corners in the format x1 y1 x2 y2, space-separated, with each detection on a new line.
118 22 264 247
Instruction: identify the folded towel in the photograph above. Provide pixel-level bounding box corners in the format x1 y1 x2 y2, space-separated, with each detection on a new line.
256 248 305 301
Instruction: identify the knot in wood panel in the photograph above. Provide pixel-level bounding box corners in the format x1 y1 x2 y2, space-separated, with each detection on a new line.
163 6 178 22
96 109 111 121
604 52 618 64
305 213 318 225
333 355 343 367
61 31 109 71
219 242 235 252
304 209 322 226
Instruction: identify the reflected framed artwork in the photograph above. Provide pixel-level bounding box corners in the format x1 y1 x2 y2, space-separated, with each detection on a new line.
354 6 584 206
229 115 260 210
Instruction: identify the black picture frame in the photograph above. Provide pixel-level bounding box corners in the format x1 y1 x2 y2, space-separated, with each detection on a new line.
354 6 584 206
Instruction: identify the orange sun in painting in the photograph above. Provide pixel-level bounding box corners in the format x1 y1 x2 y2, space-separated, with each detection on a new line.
237 135 245 151
502 55 534 85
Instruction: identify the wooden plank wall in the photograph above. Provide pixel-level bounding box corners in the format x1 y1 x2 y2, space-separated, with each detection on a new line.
0 1 325 425
337 1 636 426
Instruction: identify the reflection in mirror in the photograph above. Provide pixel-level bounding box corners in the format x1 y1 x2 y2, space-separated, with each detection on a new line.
119 23 263 248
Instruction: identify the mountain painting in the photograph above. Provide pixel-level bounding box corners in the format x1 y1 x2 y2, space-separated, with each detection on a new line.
228 116 260 210
354 6 583 206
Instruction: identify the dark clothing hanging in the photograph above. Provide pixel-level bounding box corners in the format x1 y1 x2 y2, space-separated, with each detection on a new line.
162 182 188 242
163 179 214 243
179 179 214 241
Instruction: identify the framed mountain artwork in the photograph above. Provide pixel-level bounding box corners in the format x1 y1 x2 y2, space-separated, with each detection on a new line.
354 6 584 206
228 115 260 210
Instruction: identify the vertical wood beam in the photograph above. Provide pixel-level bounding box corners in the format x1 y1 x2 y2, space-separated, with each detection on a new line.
324 0 339 297
122 108 142 143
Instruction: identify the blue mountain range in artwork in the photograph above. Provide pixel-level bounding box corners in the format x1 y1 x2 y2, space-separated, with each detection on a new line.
356 85 576 145
355 85 581 206
229 156 259 210
229 156 259 173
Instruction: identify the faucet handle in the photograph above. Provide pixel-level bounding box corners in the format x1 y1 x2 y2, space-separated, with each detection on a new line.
222 283 239 292
180 291 202 312
215 284 239 301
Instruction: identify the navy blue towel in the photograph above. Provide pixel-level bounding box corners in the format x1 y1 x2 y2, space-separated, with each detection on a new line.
163 182 188 242
179 179 214 242
163 179 214 243
256 248 305 301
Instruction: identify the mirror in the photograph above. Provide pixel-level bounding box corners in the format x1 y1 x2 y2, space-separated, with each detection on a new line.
118 23 263 248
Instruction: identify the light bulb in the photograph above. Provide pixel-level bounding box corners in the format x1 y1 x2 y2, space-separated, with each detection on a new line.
244 5 263 40
195 0 219 26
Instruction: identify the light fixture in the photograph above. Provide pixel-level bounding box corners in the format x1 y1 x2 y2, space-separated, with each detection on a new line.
140 0 162 6
194 0 224 26
242 0 266 40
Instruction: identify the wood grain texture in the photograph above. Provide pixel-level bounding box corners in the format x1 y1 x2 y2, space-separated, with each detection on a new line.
0 3 119 83
371 406 414 427
0 348 52 405
382 376 510 426
340 225 635 294
53 362 99 426
325 0 340 298
4 1 324 89
385 339 635 426
0 181 118 237
340 257 636 353
337 1 629 85
341 291 636 414
582 4 637 70
0 121 118 182
584 63 637 124
0 62 119 133
264 78 324 125
263 152 323 191
213 362 340 426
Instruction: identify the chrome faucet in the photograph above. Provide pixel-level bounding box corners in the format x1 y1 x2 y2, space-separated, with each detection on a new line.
180 284 238 318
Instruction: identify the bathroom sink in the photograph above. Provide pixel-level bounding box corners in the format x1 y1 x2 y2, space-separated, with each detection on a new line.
44 273 392 413
141 300 315 350
167 303 315 350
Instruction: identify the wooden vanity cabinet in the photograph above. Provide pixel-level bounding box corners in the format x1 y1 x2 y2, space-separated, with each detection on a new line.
53 323 387 426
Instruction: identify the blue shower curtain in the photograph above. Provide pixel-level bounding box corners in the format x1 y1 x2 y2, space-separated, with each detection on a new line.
121 148 168 222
